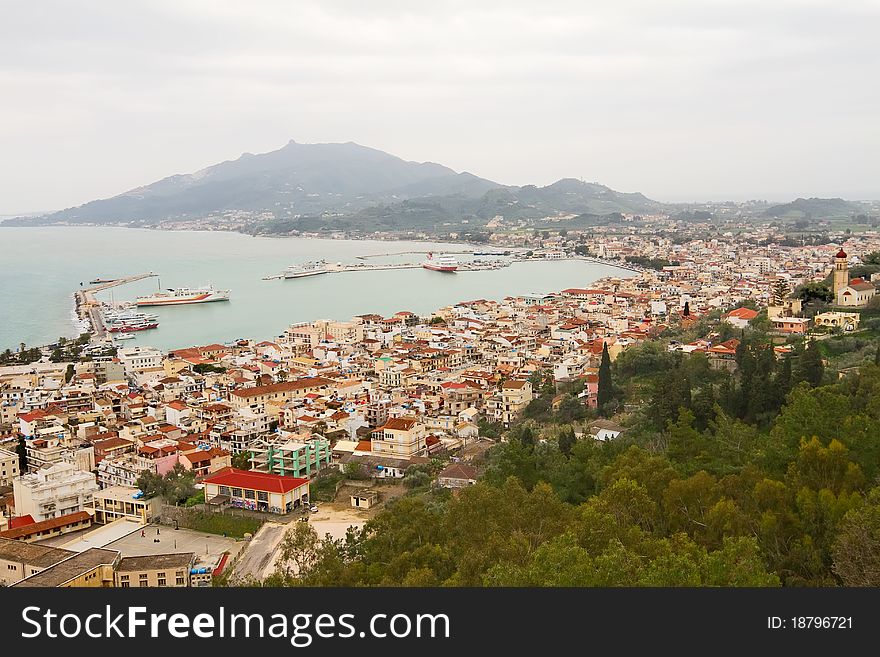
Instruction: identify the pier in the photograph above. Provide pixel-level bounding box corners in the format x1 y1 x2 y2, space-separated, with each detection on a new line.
265 259 510 281
355 249 475 260
75 272 157 341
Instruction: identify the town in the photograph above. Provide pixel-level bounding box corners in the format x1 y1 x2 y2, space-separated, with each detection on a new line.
2 222 880 588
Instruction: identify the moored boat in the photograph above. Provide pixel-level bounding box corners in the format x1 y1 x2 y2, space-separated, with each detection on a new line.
283 261 328 279
136 285 230 306
422 253 458 272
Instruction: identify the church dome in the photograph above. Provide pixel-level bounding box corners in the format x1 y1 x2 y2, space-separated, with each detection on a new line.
835 249 847 259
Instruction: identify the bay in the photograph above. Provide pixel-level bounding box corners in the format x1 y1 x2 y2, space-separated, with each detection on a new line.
0 227 630 351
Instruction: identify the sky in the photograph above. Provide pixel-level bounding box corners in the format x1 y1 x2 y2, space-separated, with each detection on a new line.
1 0 878 214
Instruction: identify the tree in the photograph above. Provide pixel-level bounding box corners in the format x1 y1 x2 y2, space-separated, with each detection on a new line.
683 301 690 317
649 365 692 429
794 340 824 387
135 469 165 499
277 521 321 577
64 364 75 383
558 426 576 457
795 282 833 304
771 279 790 306
832 487 880 586
136 464 197 504
231 451 253 470
555 395 587 424
16 435 27 472
597 343 614 416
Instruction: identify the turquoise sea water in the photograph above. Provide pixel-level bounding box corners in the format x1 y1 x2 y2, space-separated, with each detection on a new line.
0 227 631 351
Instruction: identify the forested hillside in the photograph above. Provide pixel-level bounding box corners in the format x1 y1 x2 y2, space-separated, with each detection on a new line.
241 328 880 588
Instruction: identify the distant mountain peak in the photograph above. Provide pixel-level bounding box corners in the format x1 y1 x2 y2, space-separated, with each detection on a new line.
4 140 663 229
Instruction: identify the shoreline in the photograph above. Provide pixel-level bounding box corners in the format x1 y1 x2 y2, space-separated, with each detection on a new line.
3 227 641 353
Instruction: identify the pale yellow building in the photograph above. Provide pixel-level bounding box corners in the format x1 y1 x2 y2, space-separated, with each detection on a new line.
0 447 19 487
115 553 194 588
371 417 427 458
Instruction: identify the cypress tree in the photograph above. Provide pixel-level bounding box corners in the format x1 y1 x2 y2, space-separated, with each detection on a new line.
597 342 614 416
16 434 27 473
795 340 824 387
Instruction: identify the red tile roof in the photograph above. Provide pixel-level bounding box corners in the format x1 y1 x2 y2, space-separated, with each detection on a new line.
202 467 308 494
380 417 418 431
727 307 759 320
8 515 35 530
0 511 91 540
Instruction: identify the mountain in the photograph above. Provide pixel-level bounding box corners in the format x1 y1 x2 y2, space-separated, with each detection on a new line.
763 197 861 220
6 140 661 231
8 141 503 225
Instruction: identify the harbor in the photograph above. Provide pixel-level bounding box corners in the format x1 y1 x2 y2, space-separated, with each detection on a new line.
74 272 157 341
1 228 633 352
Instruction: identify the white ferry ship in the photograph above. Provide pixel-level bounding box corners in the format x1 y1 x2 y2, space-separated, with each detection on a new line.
283 260 329 279
135 285 230 307
421 253 458 272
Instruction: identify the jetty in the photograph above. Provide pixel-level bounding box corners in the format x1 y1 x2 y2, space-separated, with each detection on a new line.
265 259 511 281
355 249 474 260
75 272 157 341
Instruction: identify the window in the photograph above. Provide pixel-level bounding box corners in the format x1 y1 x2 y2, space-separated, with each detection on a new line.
158 578 166 587
257 491 268 502
244 489 256 500
219 486 231 496
121 582 130 588
120 575 129 581
176 577 185 586
231 488 242 498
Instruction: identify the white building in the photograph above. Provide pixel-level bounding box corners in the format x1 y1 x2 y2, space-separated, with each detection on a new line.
13 462 99 522
117 346 163 378
0 447 20 487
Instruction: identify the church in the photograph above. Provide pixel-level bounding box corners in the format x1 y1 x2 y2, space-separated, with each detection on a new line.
832 249 876 307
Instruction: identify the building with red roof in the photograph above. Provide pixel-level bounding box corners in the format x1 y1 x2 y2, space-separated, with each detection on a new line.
202 467 310 513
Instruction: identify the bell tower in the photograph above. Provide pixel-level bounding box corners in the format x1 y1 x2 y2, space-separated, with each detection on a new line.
832 249 849 294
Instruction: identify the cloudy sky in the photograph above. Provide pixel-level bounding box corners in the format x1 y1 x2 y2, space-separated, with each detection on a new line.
2 0 878 213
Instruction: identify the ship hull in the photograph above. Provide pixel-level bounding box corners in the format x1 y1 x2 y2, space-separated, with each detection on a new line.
283 270 328 279
422 263 458 272
136 293 230 306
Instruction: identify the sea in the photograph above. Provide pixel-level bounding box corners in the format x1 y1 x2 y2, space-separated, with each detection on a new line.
0 226 632 352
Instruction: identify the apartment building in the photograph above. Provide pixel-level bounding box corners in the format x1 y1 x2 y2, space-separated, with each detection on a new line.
13 462 99 522
0 447 19 486
371 417 427 458
228 377 335 409
87 486 161 524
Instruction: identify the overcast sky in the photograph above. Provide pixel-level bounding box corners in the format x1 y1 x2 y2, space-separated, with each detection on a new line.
2 0 878 214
